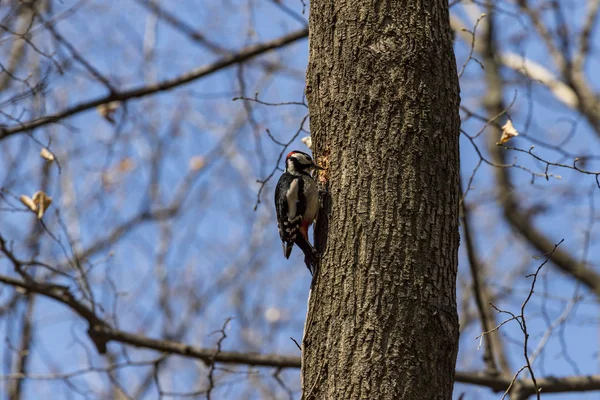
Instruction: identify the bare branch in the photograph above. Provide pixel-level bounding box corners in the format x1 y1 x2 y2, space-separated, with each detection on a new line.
480 3 600 297
0 28 309 140
0 272 599 395
460 195 510 374
497 53 578 109
35 11 114 91
515 0 566 72
132 0 227 54
573 0 600 71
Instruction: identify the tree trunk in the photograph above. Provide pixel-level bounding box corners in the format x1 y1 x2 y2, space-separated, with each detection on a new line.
303 0 461 399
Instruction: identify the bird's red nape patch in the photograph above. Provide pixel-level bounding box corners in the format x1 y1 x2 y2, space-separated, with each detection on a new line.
286 151 297 159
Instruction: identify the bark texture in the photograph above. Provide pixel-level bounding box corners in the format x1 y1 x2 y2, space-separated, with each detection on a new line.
303 1 461 399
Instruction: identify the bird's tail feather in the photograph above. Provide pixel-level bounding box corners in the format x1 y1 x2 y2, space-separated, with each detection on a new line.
294 236 318 276
283 241 294 259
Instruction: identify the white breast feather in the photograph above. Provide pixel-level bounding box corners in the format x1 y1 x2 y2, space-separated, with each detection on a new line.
303 176 319 222
286 179 299 220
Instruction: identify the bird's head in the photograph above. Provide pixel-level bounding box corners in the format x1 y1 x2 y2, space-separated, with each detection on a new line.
285 150 323 175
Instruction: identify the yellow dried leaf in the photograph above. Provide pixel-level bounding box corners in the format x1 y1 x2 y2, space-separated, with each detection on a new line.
117 158 135 173
32 191 52 219
188 156 205 172
499 120 519 143
101 158 136 191
19 195 37 212
97 101 121 124
40 148 55 162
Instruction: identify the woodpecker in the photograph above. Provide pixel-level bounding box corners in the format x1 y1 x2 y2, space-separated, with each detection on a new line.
274 150 323 276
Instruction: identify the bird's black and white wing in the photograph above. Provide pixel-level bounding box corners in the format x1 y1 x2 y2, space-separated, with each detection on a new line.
274 173 306 258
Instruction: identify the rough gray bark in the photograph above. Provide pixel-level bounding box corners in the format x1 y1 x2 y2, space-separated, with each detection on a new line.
303 0 461 399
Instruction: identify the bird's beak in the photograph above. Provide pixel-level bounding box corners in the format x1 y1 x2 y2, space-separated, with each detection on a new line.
312 162 325 171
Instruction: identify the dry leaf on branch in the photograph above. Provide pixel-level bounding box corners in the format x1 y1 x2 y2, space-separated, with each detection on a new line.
32 191 52 219
97 101 121 124
188 155 206 172
20 191 53 219
499 120 519 144
117 158 135 173
102 158 136 190
40 148 55 162
19 195 37 212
